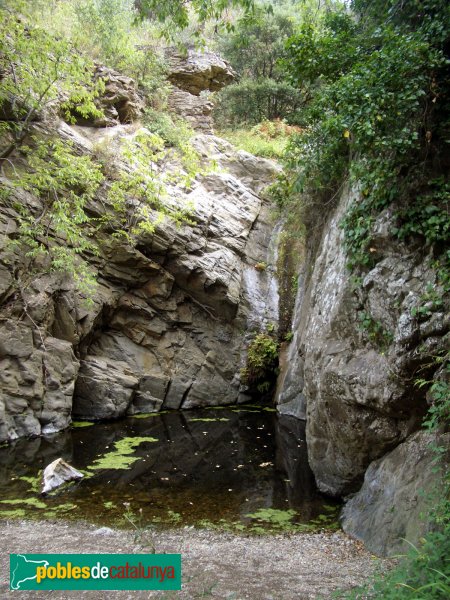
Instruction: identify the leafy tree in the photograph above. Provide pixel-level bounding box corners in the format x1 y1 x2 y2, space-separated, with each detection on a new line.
0 6 102 161
4 138 104 295
284 8 360 86
71 0 167 98
214 3 302 125
218 5 293 80
137 0 256 31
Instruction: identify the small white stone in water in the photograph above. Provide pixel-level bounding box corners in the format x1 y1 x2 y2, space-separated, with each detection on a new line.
41 458 84 495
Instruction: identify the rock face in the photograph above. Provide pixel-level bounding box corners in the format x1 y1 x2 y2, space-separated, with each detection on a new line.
276 185 449 497
341 431 450 556
0 106 280 440
166 48 235 133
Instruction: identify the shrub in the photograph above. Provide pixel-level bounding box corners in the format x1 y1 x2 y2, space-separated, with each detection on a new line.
241 333 279 394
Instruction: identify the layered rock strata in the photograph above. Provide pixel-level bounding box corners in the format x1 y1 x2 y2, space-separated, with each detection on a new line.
0 54 280 442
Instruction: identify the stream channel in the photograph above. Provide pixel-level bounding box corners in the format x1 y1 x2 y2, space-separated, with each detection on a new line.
0 405 340 533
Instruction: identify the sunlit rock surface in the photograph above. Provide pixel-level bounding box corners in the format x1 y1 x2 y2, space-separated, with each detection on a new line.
166 47 235 133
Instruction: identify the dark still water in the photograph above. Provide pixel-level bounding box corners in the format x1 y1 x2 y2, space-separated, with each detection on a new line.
0 406 339 533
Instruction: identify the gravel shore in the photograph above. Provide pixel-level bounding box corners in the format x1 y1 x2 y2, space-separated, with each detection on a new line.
0 520 390 599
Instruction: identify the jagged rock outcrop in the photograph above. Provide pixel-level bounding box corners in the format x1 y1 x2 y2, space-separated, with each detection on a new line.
341 431 450 556
67 64 145 127
166 48 235 95
0 112 280 441
166 48 235 133
276 185 448 497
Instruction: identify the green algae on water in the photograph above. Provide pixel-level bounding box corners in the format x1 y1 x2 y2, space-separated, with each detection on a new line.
245 508 297 526
88 437 158 470
72 421 95 428
51 503 78 512
129 411 169 419
18 475 41 492
0 508 27 518
188 418 230 423
0 498 47 509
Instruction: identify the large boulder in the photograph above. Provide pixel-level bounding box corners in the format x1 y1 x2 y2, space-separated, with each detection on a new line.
166 48 235 133
167 87 215 133
166 48 235 95
72 357 139 420
341 431 450 556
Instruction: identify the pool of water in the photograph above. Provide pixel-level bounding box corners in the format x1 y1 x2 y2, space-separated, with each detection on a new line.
0 406 340 533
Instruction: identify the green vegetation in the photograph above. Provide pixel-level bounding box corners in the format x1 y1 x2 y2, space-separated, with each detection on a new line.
138 0 256 34
219 119 295 158
195 504 339 535
281 0 449 272
245 507 297 526
128 411 169 419
272 2 450 594
88 436 159 470
214 2 301 127
5 138 103 296
241 332 279 394
188 417 230 422
0 509 27 519
0 1 448 591
357 311 393 352
0 6 102 160
0 0 211 300
0 497 48 509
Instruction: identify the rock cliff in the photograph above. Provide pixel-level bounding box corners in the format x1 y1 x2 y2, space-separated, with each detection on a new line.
0 52 280 443
276 184 449 553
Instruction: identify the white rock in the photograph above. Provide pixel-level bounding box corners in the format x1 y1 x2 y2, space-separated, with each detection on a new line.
41 458 84 495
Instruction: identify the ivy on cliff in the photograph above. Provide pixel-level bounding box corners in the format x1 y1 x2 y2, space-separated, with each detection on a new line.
282 1 449 273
